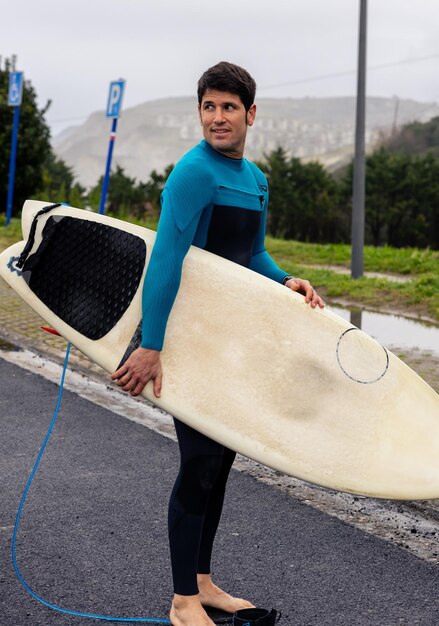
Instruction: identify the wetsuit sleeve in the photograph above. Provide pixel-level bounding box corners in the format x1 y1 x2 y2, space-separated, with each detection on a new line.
141 164 211 350
249 187 290 283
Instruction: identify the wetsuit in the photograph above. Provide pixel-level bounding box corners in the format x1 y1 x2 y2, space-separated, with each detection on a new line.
140 139 289 595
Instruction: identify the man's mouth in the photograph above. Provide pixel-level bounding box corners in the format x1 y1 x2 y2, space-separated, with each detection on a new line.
212 128 230 135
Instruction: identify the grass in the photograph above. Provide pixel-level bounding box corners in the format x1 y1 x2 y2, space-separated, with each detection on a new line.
274 263 439 322
0 216 22 250
265 237 439 321
266 238 439 322
266 237 439 275
1 212 438 322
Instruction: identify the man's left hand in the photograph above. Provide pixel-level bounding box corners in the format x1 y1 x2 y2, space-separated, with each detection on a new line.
111 346 163 398
284 277 325 309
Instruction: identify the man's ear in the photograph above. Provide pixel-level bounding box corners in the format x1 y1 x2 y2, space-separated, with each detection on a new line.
198 103 202 125
247 103 257 127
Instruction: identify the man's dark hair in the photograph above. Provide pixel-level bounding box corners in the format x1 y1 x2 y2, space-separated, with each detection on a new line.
197 61 257 112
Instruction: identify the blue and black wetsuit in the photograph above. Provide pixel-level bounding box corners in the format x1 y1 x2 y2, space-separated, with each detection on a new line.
141 140 288 596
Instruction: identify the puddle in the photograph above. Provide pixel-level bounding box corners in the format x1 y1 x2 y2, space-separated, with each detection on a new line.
329 305 439 357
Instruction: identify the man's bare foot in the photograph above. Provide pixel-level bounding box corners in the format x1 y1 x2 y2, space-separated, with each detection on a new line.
197 574 254 613
170 594 215 626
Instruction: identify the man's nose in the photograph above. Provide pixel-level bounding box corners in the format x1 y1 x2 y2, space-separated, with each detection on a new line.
213 107 225 123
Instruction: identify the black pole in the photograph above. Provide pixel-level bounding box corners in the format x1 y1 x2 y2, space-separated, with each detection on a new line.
351 0 367 278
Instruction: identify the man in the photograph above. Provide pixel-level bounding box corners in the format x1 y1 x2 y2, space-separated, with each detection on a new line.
112 62 324 626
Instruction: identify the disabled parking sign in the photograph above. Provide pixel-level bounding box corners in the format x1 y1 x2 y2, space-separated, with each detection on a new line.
106 79 125 118
8 72 24 106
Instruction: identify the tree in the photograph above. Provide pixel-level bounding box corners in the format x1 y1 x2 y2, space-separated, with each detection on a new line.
257 148 346 243
0 58 52 215
256 147 294 238
341 148 439 248
87 163 175 219
36 152 86 207
385 115 439 157
88 166 144 215
394 152 439 249
140 163 174 217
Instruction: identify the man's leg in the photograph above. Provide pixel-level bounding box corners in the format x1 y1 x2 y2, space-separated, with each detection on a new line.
168 418 226 596
168 420 253 625
195 446 253 612
197 446 236 576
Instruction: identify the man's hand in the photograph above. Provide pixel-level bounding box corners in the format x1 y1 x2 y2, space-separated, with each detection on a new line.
285 277 325 309
111 347 163 398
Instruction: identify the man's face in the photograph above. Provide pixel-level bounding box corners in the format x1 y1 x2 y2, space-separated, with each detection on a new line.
198 89 256 159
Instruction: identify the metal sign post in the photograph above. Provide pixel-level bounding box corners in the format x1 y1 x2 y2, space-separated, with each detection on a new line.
99 79 126 215
6 71 24 225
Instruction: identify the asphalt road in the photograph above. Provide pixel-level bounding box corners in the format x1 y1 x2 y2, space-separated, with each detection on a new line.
1 356 439 626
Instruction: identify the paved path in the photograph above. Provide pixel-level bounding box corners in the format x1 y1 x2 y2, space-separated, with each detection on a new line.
1 357 439 626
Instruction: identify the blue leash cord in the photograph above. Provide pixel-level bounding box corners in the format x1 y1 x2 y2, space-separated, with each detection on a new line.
12 343 171 624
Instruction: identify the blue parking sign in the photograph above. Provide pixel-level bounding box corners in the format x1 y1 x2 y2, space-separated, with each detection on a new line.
8 72 24 106
106 79 125 118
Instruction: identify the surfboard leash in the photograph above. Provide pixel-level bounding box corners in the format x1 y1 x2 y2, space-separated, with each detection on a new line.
12 341 171 624
12 341 280 625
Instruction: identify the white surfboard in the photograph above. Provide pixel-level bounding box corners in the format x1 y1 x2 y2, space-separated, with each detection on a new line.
1 200 439 500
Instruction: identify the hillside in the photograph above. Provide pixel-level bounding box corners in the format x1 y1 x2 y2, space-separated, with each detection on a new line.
384 115 439 155
53 96 439 188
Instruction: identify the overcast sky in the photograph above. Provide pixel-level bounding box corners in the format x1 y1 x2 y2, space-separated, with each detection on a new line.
2 0 439 137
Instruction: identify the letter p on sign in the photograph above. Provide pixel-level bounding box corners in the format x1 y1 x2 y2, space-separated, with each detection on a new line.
106 80 125 118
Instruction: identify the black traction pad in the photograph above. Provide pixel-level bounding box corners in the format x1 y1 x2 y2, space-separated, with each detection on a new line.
22 216 146 340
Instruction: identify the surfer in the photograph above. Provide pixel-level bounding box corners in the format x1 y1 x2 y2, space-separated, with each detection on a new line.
112 61 324 626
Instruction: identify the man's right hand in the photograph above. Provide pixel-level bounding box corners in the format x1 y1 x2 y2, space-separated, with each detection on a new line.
111 347 163 398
